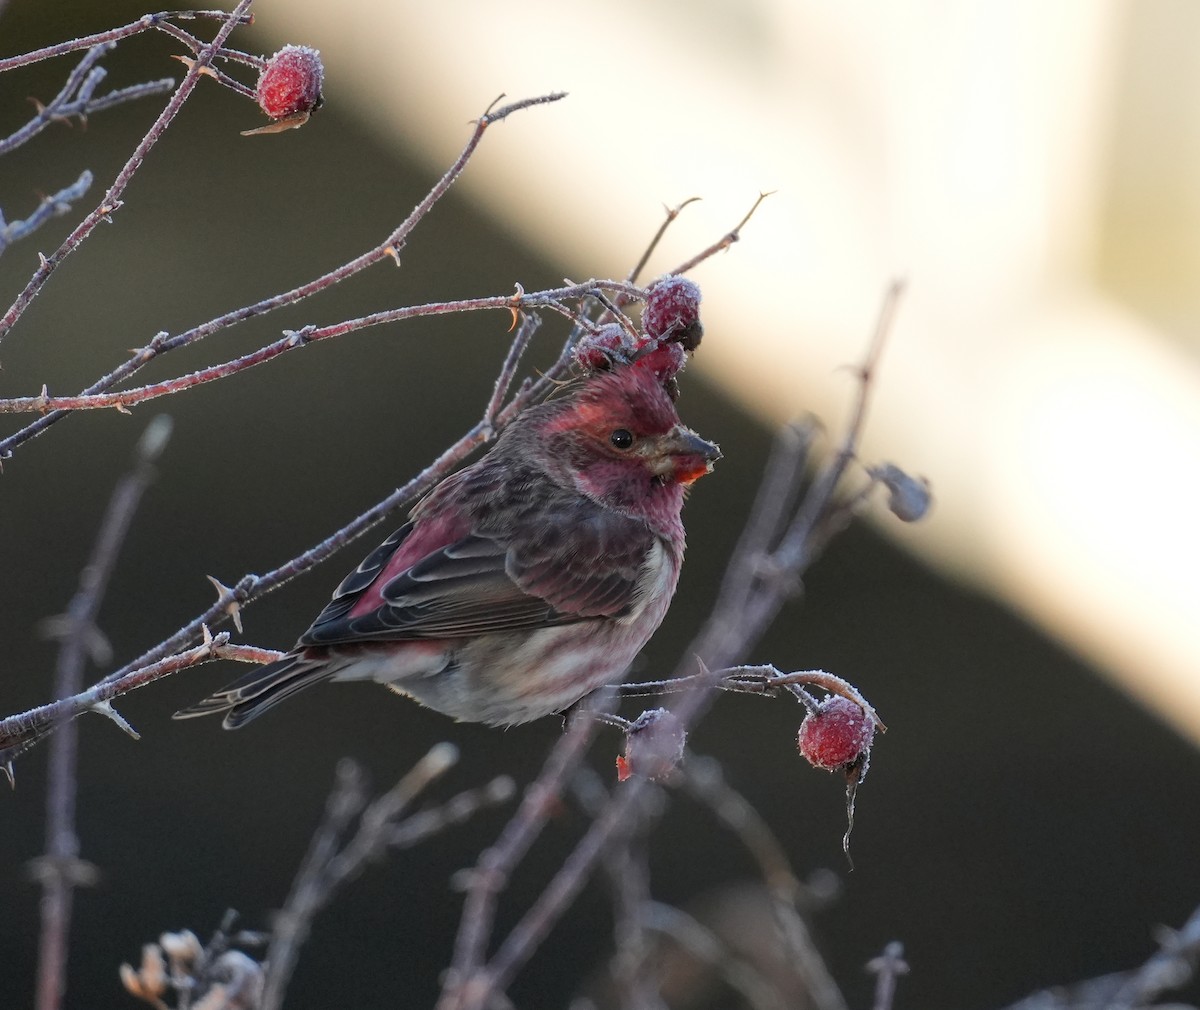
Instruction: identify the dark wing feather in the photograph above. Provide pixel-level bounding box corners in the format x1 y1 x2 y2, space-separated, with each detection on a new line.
300 522 415 629
299 507 657 647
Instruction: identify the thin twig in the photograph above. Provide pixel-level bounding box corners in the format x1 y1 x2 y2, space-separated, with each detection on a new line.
617 665 885 732
668 191 772 277
626 197 702 286
31 416 171 1010
0 92 568 457
0 10 254 73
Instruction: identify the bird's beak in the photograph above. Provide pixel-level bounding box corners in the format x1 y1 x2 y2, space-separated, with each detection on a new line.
647 425 721 485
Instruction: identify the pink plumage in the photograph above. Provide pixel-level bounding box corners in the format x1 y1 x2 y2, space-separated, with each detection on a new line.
175 364 719 728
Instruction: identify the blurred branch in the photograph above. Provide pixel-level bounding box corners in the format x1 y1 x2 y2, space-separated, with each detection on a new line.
681 755 848 1010
570 767 672 1010
0 43 173 156
259 747 515 1010
0 172 93 259
30 416 171 1010
679 279 908 680
1002 904 1200 1010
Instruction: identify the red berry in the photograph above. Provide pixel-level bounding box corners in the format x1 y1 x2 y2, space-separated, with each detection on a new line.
573 323 633 372
643 276 703 350
797 696 875 771
633 341 688 385
256 45 324 121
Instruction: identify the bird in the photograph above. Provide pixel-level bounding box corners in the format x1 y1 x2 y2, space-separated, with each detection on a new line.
174 361 719 729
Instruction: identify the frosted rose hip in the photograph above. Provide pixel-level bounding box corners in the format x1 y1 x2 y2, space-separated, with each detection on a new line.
642 275 703 350
256 45 324 120
797 696 875 770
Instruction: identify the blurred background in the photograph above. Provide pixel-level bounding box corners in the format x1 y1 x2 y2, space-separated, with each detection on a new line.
1 1 1198 1007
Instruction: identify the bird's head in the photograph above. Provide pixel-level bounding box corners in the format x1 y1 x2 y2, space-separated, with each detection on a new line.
539 365 720 518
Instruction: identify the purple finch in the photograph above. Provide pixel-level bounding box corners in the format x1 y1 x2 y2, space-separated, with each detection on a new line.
175 362 719 728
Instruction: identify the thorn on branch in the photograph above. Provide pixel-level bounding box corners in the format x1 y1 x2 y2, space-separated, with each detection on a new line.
90 700 140 739
206 576 244 633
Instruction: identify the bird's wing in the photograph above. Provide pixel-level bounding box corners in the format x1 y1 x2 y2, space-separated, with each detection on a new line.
298 508 657 646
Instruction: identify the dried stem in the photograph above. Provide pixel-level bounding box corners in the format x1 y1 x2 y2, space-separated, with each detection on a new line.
626 196 702 286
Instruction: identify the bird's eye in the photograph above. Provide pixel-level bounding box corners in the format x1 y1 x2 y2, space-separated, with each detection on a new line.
609 428 634 450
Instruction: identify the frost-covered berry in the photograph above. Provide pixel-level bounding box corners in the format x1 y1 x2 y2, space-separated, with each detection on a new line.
617 707 687 782
797 696 875 772
256 45 324 121
633 341 688 386
643 275 703 350
573 323 634 372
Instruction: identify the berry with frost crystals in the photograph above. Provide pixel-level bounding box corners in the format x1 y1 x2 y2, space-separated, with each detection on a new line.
633 341 688 385
642 275 703 350
573 323 633 372
797 696 875 772
256 45 324 120
618 707 686 782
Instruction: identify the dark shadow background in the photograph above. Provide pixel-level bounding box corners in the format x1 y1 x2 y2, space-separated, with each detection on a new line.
2 4 1199 1009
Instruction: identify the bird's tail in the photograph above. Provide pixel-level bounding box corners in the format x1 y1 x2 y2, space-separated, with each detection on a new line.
172 652 335 729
